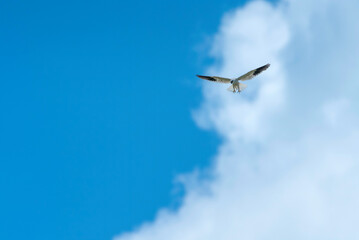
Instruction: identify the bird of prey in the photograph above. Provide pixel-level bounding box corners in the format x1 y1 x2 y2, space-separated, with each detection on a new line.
196 63 270 93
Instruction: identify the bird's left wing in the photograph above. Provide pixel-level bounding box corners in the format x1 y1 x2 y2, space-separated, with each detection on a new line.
196 75 231 83
235 63 270 81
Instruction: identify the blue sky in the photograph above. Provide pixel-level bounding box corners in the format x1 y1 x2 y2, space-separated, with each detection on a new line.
0 0 249 239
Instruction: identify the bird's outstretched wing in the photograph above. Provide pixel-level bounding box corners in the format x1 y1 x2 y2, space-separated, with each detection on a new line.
235 64 270 81
196 75 231 83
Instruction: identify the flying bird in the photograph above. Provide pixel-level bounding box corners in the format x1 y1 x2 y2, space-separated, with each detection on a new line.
196 63 270 93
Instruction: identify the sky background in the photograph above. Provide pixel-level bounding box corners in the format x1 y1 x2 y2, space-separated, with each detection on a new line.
2 0 359 240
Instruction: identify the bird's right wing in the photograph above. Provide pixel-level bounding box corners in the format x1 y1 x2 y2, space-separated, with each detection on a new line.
236 64 270 81
196 75 231 83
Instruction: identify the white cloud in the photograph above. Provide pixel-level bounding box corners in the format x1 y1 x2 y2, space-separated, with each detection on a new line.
114 0 359 239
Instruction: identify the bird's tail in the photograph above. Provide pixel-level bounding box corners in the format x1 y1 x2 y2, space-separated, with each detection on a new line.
226 83 247 92
227 85 235 92
239 83 247 92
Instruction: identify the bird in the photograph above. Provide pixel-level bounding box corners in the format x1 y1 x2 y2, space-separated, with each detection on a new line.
196 63 270 93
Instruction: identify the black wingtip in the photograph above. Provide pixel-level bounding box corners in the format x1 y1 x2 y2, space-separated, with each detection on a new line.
253 63 270 76
196 75 216 81
262 63 270 69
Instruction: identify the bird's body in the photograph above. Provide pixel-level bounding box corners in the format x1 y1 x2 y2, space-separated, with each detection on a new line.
196 64 270 93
